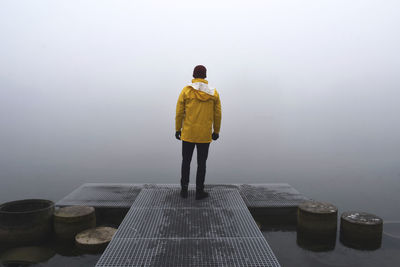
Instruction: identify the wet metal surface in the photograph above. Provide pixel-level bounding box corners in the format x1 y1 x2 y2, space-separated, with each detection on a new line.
55 184 143 208
56 183 307 210
131 188 245 209
239 184 309 208
96 189 280 267
113 190 260 239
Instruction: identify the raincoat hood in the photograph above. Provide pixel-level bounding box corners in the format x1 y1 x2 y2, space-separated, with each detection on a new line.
187 78 216 101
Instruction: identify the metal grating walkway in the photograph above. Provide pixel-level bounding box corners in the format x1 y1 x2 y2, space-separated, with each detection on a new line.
55 183 143 208
239 184 308 208
96 189 280 267
56 183 308 210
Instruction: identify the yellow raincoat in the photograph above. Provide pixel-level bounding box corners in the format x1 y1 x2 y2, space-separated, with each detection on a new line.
175 78 222 143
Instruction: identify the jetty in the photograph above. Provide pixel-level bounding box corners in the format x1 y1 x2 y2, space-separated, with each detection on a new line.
57 183 308 266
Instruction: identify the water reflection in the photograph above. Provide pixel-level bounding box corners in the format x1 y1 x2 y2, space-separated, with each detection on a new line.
339 233 381 251
382 221 400 239
262 222 400 267
0 213 118 267
296 229 336 252
0 246 55 266
254 213 336 251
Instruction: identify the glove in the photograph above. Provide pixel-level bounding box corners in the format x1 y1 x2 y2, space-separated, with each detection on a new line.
212 132 219 141
175 131 181 140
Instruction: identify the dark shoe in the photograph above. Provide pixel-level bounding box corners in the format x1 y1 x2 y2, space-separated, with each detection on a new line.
180 188 188 198
195 190 209 200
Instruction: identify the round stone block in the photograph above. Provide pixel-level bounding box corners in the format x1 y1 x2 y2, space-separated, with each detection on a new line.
0 199 54 246
54 206 96 240
298 201 338 235
340 211 383 250
75 226 117 253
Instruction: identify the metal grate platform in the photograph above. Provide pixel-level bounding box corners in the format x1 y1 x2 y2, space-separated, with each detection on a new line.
239 184 309 208
56 183 308 210
131 189 245 209
114 207 261 239
56 183 143 208
96 189 280 267
96 238 278 267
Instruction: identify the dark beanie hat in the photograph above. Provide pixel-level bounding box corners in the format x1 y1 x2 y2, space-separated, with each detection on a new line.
193 65 207 79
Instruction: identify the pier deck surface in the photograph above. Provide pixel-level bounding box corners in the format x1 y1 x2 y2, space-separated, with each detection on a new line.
95 188 280 267
56 183 307 210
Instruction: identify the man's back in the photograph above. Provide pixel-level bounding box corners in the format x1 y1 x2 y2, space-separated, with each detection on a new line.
175 78 221 143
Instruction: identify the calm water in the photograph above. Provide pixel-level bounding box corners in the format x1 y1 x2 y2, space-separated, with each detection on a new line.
1 213 399 266
1 180 400 266
2 233 400 267
264 229 400 267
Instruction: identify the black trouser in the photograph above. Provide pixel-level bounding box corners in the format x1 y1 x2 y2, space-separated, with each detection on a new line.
181 141 210 191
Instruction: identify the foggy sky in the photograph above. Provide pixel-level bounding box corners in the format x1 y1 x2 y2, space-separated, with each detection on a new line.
1 1 400 214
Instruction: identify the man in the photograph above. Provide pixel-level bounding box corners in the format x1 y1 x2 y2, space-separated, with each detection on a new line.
175 65 222 200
